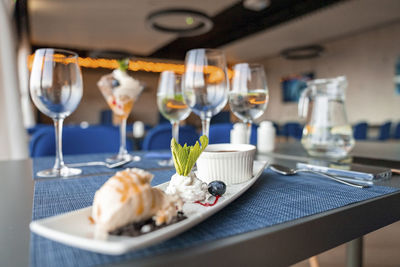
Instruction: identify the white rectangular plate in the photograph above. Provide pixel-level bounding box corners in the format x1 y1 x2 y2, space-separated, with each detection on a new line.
30 161 268 255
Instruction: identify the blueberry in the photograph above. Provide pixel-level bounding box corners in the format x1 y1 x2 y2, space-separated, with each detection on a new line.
208 181 226 196
111 79 120 88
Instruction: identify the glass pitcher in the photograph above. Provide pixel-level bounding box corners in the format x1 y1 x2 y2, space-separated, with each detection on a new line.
298 76 355 158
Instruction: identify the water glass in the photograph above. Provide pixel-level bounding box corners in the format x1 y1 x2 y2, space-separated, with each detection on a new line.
183 48 229 138
30 48 83 177
229 63 269 143
157 71 191 165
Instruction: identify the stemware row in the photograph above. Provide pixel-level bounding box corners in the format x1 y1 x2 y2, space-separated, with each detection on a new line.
30 48 269 177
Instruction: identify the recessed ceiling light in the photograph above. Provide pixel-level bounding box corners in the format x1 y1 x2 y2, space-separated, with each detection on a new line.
146 9 213 37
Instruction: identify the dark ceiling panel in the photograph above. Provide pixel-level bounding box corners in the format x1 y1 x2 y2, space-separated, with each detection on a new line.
150 0 347 60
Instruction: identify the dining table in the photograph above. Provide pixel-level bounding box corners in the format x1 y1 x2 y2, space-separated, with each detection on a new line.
1 141 400 267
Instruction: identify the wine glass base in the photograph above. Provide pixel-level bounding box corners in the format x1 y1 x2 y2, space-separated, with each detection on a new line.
37 166 82 178
106 154 141 163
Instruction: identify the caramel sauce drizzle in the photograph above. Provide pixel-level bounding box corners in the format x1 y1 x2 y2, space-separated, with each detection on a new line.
88 216 95 225
114 170 144 216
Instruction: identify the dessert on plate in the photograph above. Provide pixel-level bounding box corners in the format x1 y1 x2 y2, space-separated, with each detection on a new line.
92 168 183 237
165 136 227 206
91 136 230 238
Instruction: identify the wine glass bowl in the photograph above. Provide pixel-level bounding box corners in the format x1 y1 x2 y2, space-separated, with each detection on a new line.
229 63 269 143
30 48 83 177
183 49 229 137
157 71 191 124
157 71 191 166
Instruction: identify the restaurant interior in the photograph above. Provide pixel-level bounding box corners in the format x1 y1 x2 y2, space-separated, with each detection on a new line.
1 0 400 266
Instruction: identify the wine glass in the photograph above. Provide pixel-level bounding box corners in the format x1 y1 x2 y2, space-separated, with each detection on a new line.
183 48 229 138
30 48 83 177
97 65 143 163
229 63 269 144
157 71 191 165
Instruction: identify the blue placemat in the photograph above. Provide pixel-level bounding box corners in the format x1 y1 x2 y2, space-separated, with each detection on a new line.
32 152 171 179
30 168 399 267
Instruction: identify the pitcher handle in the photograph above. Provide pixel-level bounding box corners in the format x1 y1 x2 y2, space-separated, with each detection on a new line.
298 88 312 119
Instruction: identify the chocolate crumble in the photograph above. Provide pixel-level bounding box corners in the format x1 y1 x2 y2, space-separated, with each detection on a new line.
109 211 187 237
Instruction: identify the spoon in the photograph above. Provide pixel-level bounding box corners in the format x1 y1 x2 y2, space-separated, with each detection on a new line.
269 164 369 188
68 159 132 169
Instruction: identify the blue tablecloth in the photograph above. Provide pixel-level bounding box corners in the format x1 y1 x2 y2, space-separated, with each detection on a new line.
30 153 399 267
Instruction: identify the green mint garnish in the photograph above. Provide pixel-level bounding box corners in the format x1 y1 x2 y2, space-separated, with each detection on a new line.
171 135 208 176
117 59 129 72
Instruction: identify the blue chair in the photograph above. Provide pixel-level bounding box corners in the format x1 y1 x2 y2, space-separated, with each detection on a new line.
158 113 170 125
27 123 52 135
377 121 392 141
209 123 257 145
393 123 400 139
353 122 368 140
282 122 303 140
100 109 113 125
272 122 281 136
210 111 231 124
209 123 233 144
29 125 133 157
142 124 199 150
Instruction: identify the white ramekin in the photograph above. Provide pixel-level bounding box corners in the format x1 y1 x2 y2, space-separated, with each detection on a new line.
196 143 256 185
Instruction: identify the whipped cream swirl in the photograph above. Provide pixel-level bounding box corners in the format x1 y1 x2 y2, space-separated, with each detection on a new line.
112 69 143 100
165 172 207 202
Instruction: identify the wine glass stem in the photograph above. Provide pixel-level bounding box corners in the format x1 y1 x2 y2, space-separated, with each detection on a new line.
246 121 252 144
171 121 180 144
201 117 211 137
53 118 65 170
119 118 128 156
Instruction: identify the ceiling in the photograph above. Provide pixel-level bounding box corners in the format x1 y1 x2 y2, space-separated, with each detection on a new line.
28 0 235 56
27 0 400 62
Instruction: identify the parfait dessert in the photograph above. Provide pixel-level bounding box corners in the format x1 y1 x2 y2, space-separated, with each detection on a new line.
97 59 143 162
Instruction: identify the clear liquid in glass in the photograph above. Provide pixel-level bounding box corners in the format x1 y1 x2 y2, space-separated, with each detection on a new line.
229 90 268 122
301 125 355 158
301 99 355 158
183 84 228 118
157 94 191 122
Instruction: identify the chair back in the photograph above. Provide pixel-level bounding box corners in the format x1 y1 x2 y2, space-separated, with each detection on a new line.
100 109 113 125
142 124 199 150
353 122 368 140
210 111 231 124
29 125 132 157
282 122 303 140
394 123 400 139
209 123 258 145
209 123 233 144
377 121 392 141
27 124 52 135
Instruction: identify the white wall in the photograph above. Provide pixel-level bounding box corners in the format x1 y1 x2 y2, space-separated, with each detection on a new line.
258 21 400 125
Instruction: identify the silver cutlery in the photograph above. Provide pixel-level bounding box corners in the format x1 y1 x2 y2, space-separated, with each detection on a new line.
68 159 131 169
269 164 369 188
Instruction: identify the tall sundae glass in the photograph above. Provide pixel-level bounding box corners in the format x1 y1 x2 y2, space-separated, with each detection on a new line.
97 60 143 162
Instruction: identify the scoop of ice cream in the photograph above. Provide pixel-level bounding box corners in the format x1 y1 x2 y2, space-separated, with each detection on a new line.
165 172 207 202
92 168 182 234
112 69 143 100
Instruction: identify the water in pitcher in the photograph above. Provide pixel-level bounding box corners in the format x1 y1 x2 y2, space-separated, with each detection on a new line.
299 77 355 158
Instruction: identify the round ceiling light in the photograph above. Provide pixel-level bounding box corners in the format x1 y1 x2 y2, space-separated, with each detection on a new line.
146 9 213 37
